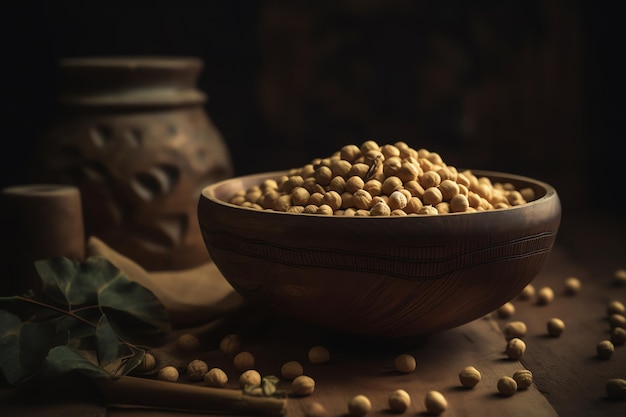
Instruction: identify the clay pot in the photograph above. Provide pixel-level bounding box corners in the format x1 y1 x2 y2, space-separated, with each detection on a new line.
30 56 233 271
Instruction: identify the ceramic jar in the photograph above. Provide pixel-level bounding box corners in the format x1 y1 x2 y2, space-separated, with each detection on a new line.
30 56 233 271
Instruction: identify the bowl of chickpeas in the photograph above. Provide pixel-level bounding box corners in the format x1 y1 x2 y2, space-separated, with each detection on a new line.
198 141 561 338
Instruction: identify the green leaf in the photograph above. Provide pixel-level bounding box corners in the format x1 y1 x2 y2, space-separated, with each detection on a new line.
118 349 145 377
35 257 86 306
19 321 61 375
95 315 128 367
0 311 26 385
42 345 110 379
95 266 171 338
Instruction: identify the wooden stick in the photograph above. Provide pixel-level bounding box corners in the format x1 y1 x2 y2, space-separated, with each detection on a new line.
95 376 287 417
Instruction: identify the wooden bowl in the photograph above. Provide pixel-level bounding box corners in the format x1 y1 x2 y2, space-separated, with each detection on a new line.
198 170 561 338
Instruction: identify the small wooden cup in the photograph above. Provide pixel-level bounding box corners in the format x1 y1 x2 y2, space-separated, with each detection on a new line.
0 184 85 296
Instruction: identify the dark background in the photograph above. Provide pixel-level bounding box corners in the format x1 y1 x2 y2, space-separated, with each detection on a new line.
1 1 624 228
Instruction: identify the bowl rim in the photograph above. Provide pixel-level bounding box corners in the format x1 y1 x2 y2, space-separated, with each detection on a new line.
201 169 558 218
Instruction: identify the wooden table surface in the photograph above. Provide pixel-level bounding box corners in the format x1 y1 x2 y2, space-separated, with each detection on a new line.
1 212 625 417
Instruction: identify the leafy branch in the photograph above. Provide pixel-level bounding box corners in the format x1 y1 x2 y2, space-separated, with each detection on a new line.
0 256 171 387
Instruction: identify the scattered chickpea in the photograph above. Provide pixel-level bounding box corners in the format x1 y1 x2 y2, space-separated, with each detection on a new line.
497 302 516 318
304 402 328 417
281 360 304 381
388 389 411 413
613 269 626 286
308 346 330 364
605 378 626 399
610 327 626 346
292 375 316 396
564 277 581 295
547 318 565 337
537 286 554 305
497 376 518 396
204 367 228 387
239 369 262 387
233 351 255 372
608 314 626 330
348 394 372 417
136 352 156 372
394 353 417 373
157 366 180 382
503 321 528 341
506 338 527 360
596 340 615 359
512 369 533 390
219 334 241 358
458 366 481 388
186 359 208 381
607 300 626 316
177 333 200 352
424 391 447 415
517 284 536 300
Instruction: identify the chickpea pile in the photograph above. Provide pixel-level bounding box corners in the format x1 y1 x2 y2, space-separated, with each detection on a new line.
228 141 534 216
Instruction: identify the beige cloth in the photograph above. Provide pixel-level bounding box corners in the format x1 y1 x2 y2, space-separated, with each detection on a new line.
86 236 245 328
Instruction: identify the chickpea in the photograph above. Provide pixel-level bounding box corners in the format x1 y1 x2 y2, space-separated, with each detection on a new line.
177 333 200 352
370 201 391 216
512 369 533 390
382 176 403 195
605 378 626 399
340 144 361 162
292 375 315 396
397 161 420 182
505 338 526 360
418 205 438 216
597 340 615 359
610 327 626 346
449 193 469 212
281 360 304 381
497 302 516 319
422 187 443 206
497 376 518 396
608 314 626 330
547 318 565 337
137 352 156 372
308 345 330 364
613 269 626 286
315 166 333 186
564 277 581 295
353 189 373 210
458 366 481 388
388 190 408 210
204 367 228 387
186 359 208 381
346 176 365 193
388 389 411 413
537 286 554 305
304 402 328 417
394 353 416 373
401 196 420 214
158 366 179 382
424 391 447 415
233 351 255 372
439 179 460 201
504 321 527 341
348 394 371 417
517 284 536 300
607 300 626 316
239 369 261 387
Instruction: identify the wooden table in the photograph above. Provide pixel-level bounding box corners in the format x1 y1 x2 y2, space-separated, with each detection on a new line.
1 213 625 416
